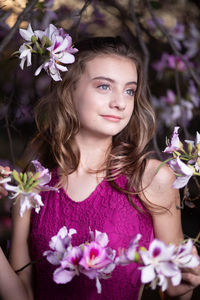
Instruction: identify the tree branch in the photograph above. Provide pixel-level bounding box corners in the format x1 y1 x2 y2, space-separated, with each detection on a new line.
0 0 38 58
129 0 150 82
71 0 93 40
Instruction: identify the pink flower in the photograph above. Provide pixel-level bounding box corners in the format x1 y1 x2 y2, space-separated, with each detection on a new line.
35 24 78 81
31 160 58 191
53 246 83 284
79 241 113 271
167 55 186 71
43 226 77 265
163 127 182 153
80 230 116 293
160 90 176 105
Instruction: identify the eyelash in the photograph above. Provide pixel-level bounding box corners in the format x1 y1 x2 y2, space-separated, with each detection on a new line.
125 89 136 96
97 84 136 97
97 84 110 90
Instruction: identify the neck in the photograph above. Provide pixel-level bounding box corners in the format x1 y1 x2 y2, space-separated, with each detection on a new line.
74 133 112 173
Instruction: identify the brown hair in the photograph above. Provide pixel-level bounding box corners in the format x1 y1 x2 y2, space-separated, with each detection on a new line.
28 36 156 210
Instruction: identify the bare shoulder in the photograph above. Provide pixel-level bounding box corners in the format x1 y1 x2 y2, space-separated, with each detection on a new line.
143 158 176 186
140 158 179 209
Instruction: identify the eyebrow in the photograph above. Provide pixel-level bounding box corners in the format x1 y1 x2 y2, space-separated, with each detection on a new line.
92 76 137 86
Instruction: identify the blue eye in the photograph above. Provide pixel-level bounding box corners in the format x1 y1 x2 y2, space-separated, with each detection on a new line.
125 89 136 96
98 84 109 90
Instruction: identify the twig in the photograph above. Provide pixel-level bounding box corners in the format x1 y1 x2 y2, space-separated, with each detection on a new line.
145 0 200 86
0 0 38 58
174 68 189 140
5 113 16 167
71 0 93 40
129 0 150 82
193 176 200 190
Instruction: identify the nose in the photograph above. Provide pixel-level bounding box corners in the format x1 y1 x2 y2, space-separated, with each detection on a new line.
109 92 126 111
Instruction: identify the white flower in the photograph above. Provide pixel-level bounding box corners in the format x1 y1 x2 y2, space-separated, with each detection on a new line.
169 157 194 189
3 183 44 217
173 239 199 269
2 160 58 217
140 239 177 291
19 23 35 42
43 226 77 265
19 43 32 70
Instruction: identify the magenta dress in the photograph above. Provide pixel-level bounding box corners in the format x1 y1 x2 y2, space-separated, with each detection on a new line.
29 170 154 300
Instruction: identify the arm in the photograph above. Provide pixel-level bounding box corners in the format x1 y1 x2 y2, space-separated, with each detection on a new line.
0 198 34 299
140 159 200 299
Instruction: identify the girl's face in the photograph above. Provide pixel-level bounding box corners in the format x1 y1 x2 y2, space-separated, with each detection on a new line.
73 54 137 140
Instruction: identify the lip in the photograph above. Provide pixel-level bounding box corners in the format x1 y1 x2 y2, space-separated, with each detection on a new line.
101 115 122 122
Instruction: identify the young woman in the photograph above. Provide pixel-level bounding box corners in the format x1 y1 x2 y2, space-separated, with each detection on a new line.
0 36 199 300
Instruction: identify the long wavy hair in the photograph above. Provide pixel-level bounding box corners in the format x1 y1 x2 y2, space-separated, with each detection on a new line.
28 36 156 211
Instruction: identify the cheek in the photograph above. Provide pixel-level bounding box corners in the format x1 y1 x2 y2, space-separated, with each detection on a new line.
127 101 134 117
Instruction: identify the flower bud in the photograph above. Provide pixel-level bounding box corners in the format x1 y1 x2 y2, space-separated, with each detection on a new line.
31 35 38 44
187 142 193 155
41 35 52 48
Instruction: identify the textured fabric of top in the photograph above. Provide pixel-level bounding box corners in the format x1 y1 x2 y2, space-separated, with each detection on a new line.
29 169 154 300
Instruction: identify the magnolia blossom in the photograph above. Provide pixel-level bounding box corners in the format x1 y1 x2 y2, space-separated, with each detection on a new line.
44 226 77 265
34 24 78 81
169 239 200 286
31 160 57 191
44 226 200 294
169 157 194 189
173 239 199 269
18 24 36 70
79 231 116 277
18 23 78 81
19 23 36 42
53 246 82 284
44 228 116 294
139 239 177 291
79 231 116 294
115 233 141 265
163 128 200 188
19 43 32 70
163 127 182 153
3 160 58 217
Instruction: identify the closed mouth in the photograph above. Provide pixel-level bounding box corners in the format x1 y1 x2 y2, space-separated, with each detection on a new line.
101 115 122 120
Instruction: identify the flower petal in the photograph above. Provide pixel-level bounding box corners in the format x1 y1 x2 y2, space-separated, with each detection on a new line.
53 267 75 284
141 265 156 283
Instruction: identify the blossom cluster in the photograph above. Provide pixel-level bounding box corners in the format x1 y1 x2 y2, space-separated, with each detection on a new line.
148 20 200 129
43 227 116 294
0 160 58 217
162 127 200 188
18 23 78 81
44 226 199 294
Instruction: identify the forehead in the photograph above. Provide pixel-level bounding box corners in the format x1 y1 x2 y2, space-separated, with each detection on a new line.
84 54 138 82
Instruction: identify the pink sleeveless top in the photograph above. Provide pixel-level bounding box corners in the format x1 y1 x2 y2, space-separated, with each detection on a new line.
30 170 154 300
